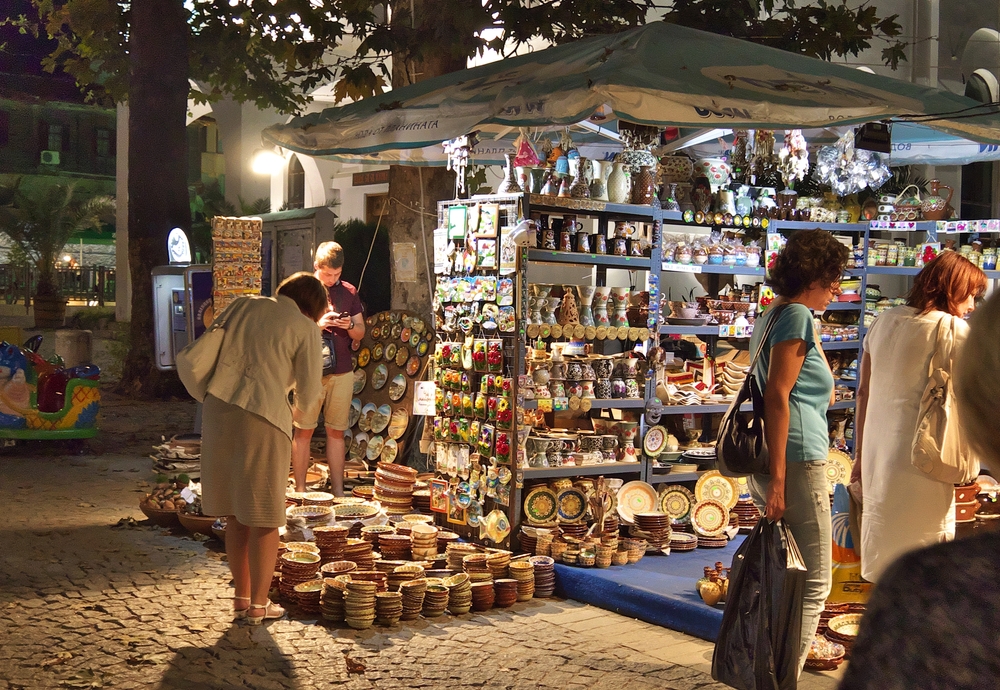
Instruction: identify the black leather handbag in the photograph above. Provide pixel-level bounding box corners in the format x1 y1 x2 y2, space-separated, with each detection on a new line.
716 303 789 477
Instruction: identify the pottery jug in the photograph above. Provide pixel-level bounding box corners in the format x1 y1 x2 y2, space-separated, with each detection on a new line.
589 160 609 201
607 162 630 204
631 166 656 205
497 153 522 194
921 179 954 221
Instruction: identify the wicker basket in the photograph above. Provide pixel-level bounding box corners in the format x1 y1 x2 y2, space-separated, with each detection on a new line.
139 498 181 528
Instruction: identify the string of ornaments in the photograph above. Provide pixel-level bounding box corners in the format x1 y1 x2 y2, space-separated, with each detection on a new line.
812 131 890 195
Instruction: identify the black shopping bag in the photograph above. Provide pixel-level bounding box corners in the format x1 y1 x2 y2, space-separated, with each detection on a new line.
711 519 807 690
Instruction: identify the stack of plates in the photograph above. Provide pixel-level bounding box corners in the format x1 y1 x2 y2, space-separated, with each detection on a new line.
389 564 425 591
352 485 376 501
528 555 555 597
559 522 589 541
691 499 730 539
344 580 378 629
279 551 321 602
422 584 450 617
377 534 413 561
360 524 396 550
603 514 619 537
697 535 729 548
286 504 334 526
462 553 492 582
293 580 323 613
518 526 539 554
470 581 495 611
508 561 535 601
393 522 413 537
669 532 698 552
320 577 348 621
343 539 376 570
732 500 761 528
669 463 699 473
303 491 335 507
374 559 407 574
374 462 418 515
313 525 350 563
412 489 431 512
319 560 357 579
493 579 519 608
486 551 511 580
401 514 434 525
437 530 461 552
349 570 388 593
399 579 427 620
446 543 479 570
284 542 320 555
633 512 672 550
445 573 473 614
375 591 403 626
409 523 439 560
333 502 380 523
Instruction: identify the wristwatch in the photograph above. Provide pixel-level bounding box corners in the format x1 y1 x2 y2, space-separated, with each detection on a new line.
348 317 356 330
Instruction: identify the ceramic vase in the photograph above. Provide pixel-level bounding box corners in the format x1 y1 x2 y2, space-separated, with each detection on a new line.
661 182 680 211
630 165 656 205
529 168 549 195
589 160 609 201
607 162 630 204
497 153 522 194
543 297 560 325
569 157 591 199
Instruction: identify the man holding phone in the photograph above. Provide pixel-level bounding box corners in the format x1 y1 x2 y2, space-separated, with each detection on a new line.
292 241 365 496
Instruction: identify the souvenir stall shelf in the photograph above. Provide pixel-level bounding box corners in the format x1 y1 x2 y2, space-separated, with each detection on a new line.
211 216 263 312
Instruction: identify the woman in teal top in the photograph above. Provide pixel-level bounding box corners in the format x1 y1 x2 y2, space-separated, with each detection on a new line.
745 229 849 676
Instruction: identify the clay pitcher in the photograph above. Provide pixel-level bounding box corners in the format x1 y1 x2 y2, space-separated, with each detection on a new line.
607 161 630 204
921 179 954 221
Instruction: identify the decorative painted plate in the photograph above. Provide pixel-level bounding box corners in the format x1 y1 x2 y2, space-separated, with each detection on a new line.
352 369 367 395
659 485 695 521
378 312 388 323
349 432 368 463
389 312 400 324
366 434 385 461
350 355 358 370
372 343 384 362
417 340 429 357
388 374 407 402
358 403 377 433
695 470 739 510
682 447 717 459
405 355 421 377
391 323 403 340
348 399 362 429
381 438 398 463
343 428 352 446
616 481 658 524
357 347 371 368
409 333 421 347
524 486 558 524
692 499 730 537
556 488 587 523
385 343 397 362
395 346 409 368
372 363 389 390
826 449 854 493
643 425 668 457
371 325 382 340
371 404 391 434
412 318 426 334
388 408 408 440
400 327 412 343
351 339 361 352
365 315 376 327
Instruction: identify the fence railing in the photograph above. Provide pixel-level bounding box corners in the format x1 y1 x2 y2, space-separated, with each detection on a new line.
0 265 116 307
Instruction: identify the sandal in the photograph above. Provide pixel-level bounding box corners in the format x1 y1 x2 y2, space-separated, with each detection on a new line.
246 600 285 625
233 596 251 620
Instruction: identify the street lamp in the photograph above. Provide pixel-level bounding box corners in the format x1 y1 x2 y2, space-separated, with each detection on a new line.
251 147 284 175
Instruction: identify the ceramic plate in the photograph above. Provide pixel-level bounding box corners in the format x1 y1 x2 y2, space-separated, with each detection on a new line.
409 333 420 347
643 425 668 456
371 404 391 434
357 347 371 368
351 339 361 352
391 323 403 340
692 499 729 537
359 403 377 433
616 481 658 524
556 488 587 523
406 355 421 377
352 369 366 395
381 438 398 463
695 470 739 510
385 343 397 362
366 435 385 461
659 485 695 521
371 325 382 340
348 399 362 429
388 374 407 402
349 432 368 463
682 447 717 459
524 486 558 524
388 408 408 439
826 449 854 493
372 363 389 390
395 346 409 368
417 340 429 357
372 343 384 362
400 326 412 343
412 318 426 334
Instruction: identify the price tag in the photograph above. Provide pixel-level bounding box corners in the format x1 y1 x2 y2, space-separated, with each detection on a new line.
662 262 703 274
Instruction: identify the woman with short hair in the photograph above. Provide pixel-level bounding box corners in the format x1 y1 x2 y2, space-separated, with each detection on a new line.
852 251 986 583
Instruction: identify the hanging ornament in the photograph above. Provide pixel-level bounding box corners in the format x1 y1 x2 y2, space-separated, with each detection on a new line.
777 129 810 190
812 132 890 196
729 129 750 183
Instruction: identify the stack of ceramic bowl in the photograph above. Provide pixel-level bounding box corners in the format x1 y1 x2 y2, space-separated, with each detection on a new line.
611 549 629 565
343 539 376 570
493 579 519 608
279 551 321 602
374 462 418 515
470 581 495 611
518 526 539 554
401 514 434 526
375 591 403 626
388 564 425 591
352 485 376 502
732 500 761 529
422 584 450 617
508 561 535 601
955 483 980 525
697 534 729 548
377 533 412 561
462 553 492 583
486 551 511 580
333 502 381 525
399 579 427 620
293 580 323 613
350 570 388 593
360 524 395 550
303 491 335 507
446 542 479 570
528 556 556 596
412 489 432 513
622 538 647 563
332 496 365 506
719 363 748 400
320 577 348 621
285 491 307 506
314 525 350 563
437 530 461 552
320 560 357 580
286 504 334 527
594 544 615 568
669 532 698 552
445 573 473 614
285 541 320 556
633 512 672 550
344 579 378 630
409 523 439 560
603 514 620 539
374 559 407 575
824 613 862 654
560 523 589 541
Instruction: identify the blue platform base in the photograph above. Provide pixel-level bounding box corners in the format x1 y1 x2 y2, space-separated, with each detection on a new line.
554 535 745 642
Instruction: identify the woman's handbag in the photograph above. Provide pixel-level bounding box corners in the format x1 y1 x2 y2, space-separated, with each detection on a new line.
911 315 979 484
716 304 790 477
176 309 233 402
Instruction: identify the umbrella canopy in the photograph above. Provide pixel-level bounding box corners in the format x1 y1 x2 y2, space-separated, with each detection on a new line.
263 21 1000 163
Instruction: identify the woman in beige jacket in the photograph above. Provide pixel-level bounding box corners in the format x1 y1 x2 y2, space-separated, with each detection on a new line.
201 272 326 625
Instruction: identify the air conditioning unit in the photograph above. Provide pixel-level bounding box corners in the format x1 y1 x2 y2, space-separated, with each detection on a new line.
40 150 60 165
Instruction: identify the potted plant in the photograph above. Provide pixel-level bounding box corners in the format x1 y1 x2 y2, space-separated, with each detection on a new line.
0 179 116 328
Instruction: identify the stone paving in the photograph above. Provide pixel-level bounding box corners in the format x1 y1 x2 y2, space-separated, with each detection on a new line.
0 392 840 689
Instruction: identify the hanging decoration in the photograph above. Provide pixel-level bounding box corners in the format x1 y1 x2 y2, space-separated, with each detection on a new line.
812 132 891 196
728 129 750 184
443 133 479 196
749 130 778 185
778 130 810 190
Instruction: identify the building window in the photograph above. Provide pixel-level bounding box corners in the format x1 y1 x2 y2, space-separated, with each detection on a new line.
95 128 113 158
39 122 70 153
0 111 9 147
366 193 389 225
287 156 305 209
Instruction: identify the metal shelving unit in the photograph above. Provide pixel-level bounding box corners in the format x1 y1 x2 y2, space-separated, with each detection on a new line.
521 398 646 410
520 463 644 480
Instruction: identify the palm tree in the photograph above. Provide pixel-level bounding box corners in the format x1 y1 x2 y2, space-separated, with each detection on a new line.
0 179 116 326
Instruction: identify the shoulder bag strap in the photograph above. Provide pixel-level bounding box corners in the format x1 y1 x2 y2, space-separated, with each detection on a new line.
749 303 790 371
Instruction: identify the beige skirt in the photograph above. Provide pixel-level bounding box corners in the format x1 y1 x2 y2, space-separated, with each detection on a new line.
201 395 291 528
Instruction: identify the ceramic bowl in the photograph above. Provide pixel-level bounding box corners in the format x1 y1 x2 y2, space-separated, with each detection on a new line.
139 498 181 528
178 512 217 536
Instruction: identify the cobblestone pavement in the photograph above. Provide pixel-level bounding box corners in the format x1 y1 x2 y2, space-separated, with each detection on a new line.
0 392 840 689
